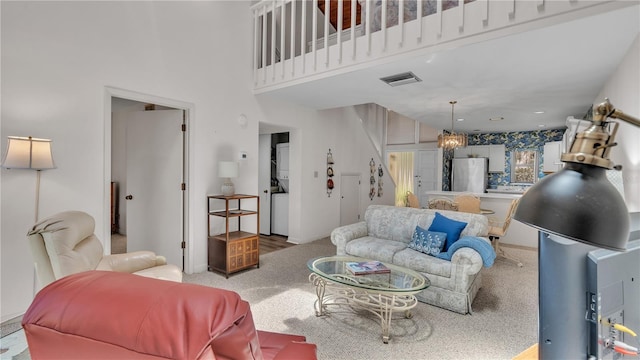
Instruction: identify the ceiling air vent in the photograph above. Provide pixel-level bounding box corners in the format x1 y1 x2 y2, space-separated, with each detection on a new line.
380 72 422 87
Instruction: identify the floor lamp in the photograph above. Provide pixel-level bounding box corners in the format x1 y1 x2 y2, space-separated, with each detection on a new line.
514 99 639 358
1 136 56 222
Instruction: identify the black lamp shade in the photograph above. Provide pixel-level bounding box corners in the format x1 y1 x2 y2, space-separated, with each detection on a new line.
514 162 629 251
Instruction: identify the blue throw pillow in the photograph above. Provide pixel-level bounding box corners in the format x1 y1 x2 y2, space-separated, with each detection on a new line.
428 212 468 251
408 226 447 256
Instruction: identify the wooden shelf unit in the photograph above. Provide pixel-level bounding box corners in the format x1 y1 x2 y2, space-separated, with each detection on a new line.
207 194 260 278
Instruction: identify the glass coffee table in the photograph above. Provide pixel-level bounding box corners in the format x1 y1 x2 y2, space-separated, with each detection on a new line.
307 255 429 343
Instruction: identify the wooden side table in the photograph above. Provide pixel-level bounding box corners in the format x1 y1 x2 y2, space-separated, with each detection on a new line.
207 194 260 278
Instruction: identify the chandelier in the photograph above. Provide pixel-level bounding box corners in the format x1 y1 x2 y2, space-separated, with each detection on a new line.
437 100 468 150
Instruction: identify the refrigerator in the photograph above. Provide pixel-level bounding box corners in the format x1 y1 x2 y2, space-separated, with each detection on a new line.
452 158 488 193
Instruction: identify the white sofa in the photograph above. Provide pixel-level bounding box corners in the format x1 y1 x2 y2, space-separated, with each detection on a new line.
331 205 492 314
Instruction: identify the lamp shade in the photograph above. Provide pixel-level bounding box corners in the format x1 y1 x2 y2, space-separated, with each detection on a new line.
513 162 629 251
1 136 55 170
437 132 468 150
218 161 238 178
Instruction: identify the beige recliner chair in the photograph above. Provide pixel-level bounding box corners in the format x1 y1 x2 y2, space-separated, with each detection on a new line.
27 210 182 291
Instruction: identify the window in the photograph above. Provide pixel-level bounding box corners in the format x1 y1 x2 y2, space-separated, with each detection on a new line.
387 152 414 206
511 150 538 184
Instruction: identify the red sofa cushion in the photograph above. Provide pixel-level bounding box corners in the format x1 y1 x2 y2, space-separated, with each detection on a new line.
22 271 316 360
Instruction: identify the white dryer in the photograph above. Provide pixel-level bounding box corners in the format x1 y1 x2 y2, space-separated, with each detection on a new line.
271 193 289 236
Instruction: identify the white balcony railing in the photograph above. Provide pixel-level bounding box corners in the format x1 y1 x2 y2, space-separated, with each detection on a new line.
251 0 629 94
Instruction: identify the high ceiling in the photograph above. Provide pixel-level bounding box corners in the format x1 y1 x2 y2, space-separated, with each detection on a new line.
258 4 639 134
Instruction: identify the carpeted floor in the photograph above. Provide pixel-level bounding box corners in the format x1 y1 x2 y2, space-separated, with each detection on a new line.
0 317 29 360
4 237 538 360
185 237 539 360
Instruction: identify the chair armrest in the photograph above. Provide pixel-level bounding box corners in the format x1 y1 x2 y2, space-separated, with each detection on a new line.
154 255 168 266
273 342 318 360
97 251 163 273
133 264 183 282
331 221 368 255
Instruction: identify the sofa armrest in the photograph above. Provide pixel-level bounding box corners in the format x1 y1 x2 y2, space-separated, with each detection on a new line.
98 251 164 273
450 236 492 275
451 247 483 275
154 255 168 266
133 264 183 282
331 221 368 255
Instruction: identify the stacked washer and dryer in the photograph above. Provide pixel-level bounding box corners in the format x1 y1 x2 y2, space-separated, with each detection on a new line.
271 143 289 236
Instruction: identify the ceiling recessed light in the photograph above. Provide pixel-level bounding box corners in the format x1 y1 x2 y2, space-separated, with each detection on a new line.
534 111 545 114
489 117 504 121
456 118 464 122
538 124 546 128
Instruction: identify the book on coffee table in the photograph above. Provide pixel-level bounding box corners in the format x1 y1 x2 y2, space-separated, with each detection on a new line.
346 261 391 275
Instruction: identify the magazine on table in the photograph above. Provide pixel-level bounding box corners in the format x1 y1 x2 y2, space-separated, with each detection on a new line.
345 261 391 275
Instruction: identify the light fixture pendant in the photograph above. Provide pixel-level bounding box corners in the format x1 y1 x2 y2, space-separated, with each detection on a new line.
437 100 468 150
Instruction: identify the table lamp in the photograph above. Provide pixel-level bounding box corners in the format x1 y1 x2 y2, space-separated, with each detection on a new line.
218 161 238 196
513 99 640 359
1 136 56 222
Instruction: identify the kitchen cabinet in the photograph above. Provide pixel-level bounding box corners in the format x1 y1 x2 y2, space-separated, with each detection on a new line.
453 147 469 158
455 145 488 158
455 145 505 173
276 143 290 192
276 143 289 175
207 194 260 278
543 141 563 173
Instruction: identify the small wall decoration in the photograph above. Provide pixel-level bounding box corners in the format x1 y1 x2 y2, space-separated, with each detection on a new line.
327 149 334 197
377 164 383 197
369 158 376 200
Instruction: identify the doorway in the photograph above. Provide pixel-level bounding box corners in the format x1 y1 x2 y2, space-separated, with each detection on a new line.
340 174 361 226
258 125 293 250
107 89 190 272
414 150 438 206
386 150 438 207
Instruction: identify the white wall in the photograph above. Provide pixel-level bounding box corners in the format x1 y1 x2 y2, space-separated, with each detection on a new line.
596 35 640 217
337 107 396 211
0 1 331 322
254 99 396 244
255 97 338 243
0 0 394 321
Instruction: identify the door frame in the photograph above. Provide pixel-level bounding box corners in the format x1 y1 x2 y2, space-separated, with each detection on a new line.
103 86 194 273
258 125 292 238
414 149 439 207
258 134 272 235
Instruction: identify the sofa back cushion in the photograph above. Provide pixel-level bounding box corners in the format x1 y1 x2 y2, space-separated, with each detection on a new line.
365 205 489 243
365 206 423 243
33 211 104 279
23 271 264 360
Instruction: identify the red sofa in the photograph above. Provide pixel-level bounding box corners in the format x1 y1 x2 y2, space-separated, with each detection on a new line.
22 271 317 360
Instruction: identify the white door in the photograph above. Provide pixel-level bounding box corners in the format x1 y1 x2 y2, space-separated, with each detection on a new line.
259 134 271 235
340 174 361 225
126 109 184 270
415 150 438 207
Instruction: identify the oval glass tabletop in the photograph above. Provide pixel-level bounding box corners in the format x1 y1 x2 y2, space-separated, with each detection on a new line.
307 256 429 294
